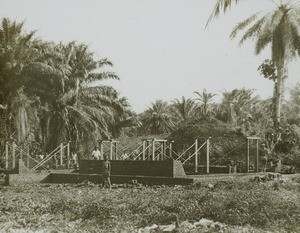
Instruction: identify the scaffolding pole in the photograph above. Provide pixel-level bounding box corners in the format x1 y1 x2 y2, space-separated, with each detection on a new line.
60 143 63 166
169 141 173 158
27 144 30 167
114 142 118 160
195 139 198 173
142 141 146 160
256 140 259 172
152 140 155 161
109 141 113 160
67 142 70 169
5 142 8 169
206 138 210 174
12 142 16 168
246 138 249 173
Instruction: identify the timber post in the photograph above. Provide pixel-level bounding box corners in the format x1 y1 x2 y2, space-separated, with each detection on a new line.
60 143 63 167
206 137 210 174
5 142 8 169
142 140 146 161
246 138 249 173
114 141 118 160
195 139 198 173
110 141 113 160
20 145 23 160
256 140 259 173
147 140 151 160
169 141 173 158
152 139 155 161
12 141 16 169
100 141 104 159
67 142 70 170
27 144 30 168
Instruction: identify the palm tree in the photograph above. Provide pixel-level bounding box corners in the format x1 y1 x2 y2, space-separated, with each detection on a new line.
141 100 174 135
0 18 38 144
81 85 138 139
194 89 216 116
206 0 244 28
106 95 139 138
170 96 197 126
215 88 259 127
23 41 121 153
230 2 300 124
0 18 131 157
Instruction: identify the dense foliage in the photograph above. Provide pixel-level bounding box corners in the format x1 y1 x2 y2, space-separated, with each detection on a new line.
209 0 300 125
0 17 299 163
0 18 136 156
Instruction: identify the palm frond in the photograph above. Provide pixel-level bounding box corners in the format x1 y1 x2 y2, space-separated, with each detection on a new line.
206 0 244 28
98 58 113 67
255 29 273 54
289 23 300 57
230 12 260 39
239 15 269 46
73 105 109 131
19 31 36 45
87 71 119 82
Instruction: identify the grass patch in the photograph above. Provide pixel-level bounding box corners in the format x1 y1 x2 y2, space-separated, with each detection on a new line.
1 174 300 232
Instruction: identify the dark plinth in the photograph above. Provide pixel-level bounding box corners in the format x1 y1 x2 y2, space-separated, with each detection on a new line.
184 165 231 174
42 173 193 185
0 160 19 174
41 159 191 185
79 159 187 178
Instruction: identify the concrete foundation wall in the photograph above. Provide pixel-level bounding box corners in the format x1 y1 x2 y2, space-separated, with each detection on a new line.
0 160 19 174
42 173 193 185
79 159 186 178
184 165 230 174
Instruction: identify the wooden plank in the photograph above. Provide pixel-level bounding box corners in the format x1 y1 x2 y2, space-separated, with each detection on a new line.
195 139 198 173
206 138 210 174
247 136 261 140
246 139 249 173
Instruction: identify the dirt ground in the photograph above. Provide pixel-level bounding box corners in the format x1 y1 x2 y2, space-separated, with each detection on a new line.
0 172 299 232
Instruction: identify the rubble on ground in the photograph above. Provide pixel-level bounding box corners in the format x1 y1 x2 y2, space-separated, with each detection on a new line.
137 217 275 233
250 173 282 182
138 218 225 233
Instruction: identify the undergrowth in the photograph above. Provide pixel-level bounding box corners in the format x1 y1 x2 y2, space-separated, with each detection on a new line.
1 177 300 232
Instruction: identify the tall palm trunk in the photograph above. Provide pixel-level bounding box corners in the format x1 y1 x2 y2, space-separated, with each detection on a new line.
274 58 286 125
74 78 80 106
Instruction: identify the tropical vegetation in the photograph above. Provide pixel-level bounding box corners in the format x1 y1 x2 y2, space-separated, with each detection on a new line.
0 14 299 164
0 4 299 233
0 18 134 156
207 0 300 125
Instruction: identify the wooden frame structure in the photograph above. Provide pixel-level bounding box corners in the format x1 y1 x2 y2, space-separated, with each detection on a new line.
98 138 174 161
5 141 31 169
4 136 260 174
31 142 70 171
141 138 173 161
4 141 71 171
246 136 261 173
175 137 210 174
98 140 118 160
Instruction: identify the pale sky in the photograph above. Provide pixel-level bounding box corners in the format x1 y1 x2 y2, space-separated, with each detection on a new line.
1 0 299 113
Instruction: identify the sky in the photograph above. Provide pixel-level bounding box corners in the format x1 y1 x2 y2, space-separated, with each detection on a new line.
1 0 299 113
